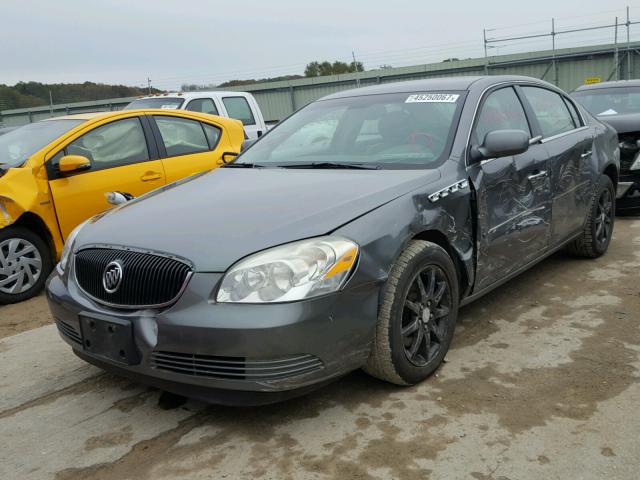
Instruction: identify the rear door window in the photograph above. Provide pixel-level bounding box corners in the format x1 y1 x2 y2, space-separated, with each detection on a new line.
154 116 210 156
521 86 576 138
186 98 219 116
222 97 256 125
563 98 582 127
202 123 222 149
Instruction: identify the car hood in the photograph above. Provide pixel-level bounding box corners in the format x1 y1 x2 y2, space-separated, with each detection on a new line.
597 113 640 134
77 168 440 271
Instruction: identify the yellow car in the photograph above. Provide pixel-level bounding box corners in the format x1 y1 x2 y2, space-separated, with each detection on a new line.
0 109 244 303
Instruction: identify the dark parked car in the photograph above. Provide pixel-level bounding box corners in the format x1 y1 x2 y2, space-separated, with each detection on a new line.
47 76 619 405
573 80 640 212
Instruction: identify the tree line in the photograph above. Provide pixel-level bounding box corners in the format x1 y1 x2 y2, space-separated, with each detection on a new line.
182 59 366 91
2 59 369 109
0 82 155 110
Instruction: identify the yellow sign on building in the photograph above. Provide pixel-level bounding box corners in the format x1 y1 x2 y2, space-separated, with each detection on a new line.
584 77 602 85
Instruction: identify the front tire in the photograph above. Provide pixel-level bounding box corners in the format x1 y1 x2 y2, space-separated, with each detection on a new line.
567 175 615 258
0 226 53 304
365 240 459 385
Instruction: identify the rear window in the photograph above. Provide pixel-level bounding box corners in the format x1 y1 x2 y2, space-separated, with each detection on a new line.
186 98 219 115
125 98 184 110
222 97 256 125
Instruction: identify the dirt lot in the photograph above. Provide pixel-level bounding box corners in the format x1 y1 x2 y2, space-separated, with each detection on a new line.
1 217 639 480
0 292 52 339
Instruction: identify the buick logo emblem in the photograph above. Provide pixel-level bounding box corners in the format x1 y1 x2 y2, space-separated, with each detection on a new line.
103 261 123 294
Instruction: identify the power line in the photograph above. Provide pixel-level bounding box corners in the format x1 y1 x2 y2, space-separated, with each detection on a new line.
142 5 640 89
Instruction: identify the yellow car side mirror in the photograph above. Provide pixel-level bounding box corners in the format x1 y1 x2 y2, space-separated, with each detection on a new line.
59 155 91 173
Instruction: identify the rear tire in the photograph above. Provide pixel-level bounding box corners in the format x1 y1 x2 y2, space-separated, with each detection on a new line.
365 240 459 385
0 226 53 304
566 175 615 259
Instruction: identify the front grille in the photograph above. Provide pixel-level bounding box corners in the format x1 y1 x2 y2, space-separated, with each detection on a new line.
620 150 636 173
150 351 324 381
56 319 82 344
618 133 640 174
74 248 192 308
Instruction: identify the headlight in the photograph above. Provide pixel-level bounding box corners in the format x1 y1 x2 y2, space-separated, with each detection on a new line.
57 220 88 274
217 236 359 303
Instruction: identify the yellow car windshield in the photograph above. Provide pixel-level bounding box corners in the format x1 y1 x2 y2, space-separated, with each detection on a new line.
0 119 84 168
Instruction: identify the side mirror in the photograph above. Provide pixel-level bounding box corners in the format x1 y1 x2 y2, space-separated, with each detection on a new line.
470 129 530 162
59 155 91 173
105 191 134 206
221 151 240 164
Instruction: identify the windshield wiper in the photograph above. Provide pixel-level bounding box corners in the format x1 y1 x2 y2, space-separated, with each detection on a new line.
221 162 267 168
280 162 380 170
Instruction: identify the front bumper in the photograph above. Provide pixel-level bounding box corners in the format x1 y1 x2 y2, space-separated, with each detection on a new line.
46 270 380 405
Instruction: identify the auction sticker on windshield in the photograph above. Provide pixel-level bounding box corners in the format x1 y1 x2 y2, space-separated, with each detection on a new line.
406 93 460 103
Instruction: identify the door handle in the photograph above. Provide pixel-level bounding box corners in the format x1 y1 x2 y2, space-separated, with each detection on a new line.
527 170 547 181
581 150 592 159
140 172 162 182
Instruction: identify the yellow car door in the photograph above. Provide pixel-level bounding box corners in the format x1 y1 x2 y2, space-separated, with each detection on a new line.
150 113 231 183
47 116 166 239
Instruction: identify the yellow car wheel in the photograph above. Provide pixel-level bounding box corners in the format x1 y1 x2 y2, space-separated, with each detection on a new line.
0 226 53 304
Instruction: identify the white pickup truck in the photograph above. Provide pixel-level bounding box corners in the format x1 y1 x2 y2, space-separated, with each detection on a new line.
125 91 269 140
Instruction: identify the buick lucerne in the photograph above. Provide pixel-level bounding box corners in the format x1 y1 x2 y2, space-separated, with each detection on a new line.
47 76 619 404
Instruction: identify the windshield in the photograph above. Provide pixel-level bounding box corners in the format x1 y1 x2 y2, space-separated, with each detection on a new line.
0 119 84 168
572 87 640 116
125 97 185 110
236 91 465 169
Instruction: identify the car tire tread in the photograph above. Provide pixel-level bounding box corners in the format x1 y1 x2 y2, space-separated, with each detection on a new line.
364 240 458 386
566 175 615 259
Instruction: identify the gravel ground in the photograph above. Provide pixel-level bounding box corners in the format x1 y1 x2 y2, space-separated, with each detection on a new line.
0 292 52 339
1 217 639 480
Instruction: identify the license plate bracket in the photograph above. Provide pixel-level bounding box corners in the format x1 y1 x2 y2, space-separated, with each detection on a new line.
79 314 141 366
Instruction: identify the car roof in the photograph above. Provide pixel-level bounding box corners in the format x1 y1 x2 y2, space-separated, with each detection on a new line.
45 112 112 121
135 91 248 101
321 75 557 100
574 79 640 92
38 109 241 131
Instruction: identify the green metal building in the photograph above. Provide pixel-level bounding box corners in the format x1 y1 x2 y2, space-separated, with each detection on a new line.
2 42 639 127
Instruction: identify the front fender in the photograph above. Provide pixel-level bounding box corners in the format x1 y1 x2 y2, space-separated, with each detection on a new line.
0 168 42 229
0 195 26 228
333 185 475 299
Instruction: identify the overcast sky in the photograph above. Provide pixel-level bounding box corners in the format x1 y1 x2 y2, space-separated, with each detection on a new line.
2 1 639 90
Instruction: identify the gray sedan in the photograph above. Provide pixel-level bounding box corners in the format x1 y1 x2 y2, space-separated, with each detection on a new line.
46 75 619 405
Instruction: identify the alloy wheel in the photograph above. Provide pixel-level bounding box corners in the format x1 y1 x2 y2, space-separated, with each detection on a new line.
595 188 613 246
401 265 452 367
0 238 43 294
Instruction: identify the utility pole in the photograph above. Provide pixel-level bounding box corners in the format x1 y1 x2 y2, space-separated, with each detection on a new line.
49 90 53 116
352 51 361 87
551 18 558 86
147 77 152 95
627 6 632 80
614 17 619 81
483 29 489 75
